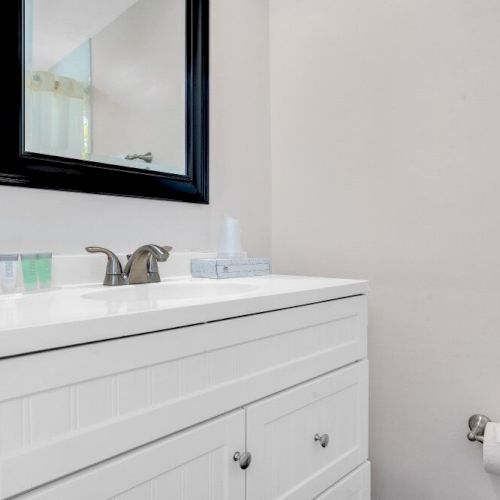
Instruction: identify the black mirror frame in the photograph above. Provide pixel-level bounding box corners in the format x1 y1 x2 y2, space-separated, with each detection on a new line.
0 0 209 204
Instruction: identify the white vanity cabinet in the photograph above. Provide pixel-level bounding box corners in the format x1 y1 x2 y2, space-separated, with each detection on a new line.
316 463 370 500
0 291 369 500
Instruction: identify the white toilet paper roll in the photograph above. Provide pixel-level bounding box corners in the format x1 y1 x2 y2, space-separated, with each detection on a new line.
483 422 500 475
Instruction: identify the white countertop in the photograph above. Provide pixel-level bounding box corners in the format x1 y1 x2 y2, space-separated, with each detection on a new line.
0 275 368 358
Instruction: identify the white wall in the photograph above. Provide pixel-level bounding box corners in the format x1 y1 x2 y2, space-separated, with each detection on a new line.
31 0 139 70
270 1 500 499
0 0 271 258
92 0 186 174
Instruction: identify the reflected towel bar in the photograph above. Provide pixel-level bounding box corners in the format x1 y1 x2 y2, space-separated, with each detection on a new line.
125 152 153 163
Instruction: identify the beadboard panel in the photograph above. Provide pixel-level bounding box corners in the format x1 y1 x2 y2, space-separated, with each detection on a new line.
0 296 366 498
19 411 246 500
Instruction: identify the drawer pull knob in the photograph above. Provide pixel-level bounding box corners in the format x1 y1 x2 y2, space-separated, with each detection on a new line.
233 451 252 470
314 433 330 448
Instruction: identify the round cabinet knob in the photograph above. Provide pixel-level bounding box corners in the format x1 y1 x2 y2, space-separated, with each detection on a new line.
314 433 330 448
233 451 252 470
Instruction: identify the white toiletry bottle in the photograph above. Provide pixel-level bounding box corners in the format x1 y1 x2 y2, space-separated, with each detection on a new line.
0 254 19 293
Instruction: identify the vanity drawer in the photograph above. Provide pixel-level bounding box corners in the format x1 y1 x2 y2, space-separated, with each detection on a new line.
0 296 366 498
315 462 370 500
246 361 368 500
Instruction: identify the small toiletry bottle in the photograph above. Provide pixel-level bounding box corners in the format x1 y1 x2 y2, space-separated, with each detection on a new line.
21 254 39 291
36 253 53 289
0 254 19 293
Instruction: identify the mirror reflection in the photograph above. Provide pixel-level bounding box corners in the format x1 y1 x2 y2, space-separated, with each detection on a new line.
24 0 186 175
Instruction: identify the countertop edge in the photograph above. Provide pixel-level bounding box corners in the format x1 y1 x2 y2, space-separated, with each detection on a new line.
0 280 369 359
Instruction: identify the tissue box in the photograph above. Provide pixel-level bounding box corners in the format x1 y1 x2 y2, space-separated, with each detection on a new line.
191 258 271 279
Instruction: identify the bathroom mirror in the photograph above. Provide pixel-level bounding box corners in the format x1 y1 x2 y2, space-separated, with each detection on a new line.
0 0 208 203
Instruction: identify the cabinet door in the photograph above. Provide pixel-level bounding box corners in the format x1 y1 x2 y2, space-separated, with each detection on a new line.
315 463 370 500
20 411 246 500
246 362 368 500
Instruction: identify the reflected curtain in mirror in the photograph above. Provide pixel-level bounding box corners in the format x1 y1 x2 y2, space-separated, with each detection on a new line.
24 25 92 160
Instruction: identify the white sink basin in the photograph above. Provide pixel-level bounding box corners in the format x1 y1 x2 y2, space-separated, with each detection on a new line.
82 281 260 303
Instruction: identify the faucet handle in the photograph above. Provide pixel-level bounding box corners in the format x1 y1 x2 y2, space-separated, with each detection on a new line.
127 246 173 267
86 247 127 286
147 246 173 277
160 246 173 258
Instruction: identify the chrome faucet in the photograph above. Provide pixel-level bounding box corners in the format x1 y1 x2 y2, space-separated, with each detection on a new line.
86 245 172 286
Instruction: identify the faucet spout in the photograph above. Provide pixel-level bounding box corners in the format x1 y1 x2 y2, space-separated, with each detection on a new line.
124 245 172 285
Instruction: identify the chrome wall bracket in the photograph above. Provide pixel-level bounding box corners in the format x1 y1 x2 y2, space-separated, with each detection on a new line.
467 414 491 444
